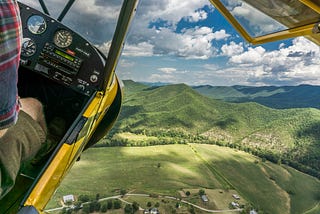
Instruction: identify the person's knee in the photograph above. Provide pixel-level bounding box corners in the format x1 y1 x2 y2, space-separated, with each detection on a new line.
20 98 43 119
19 98 47 133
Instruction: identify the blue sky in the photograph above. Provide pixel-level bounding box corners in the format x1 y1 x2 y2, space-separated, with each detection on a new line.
21 0 320 86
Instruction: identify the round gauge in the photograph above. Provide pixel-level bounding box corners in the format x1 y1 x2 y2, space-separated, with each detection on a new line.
53 29 73 48
27 15 47 34
21 38 36 57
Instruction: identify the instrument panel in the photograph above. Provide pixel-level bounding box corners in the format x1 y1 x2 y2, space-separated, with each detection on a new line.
19 2 106 96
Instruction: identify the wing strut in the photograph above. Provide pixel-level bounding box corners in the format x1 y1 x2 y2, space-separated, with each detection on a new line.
38 0 50 15
37 0 76 21
58 0 76 22
102 0 140 91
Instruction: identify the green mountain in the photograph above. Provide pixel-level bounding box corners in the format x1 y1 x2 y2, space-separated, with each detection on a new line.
108 80 320 177
193 84 320 109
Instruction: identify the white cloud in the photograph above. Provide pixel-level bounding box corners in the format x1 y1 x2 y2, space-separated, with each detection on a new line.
184 10 208 23
126 0 218 59
177 27 218 59
126 26 220 59
123 42 154 57
221 41 244 56
148 73 175 83
97 41 111 54
140 0 210 26
226 37 320 85
119 59 135 68
212 29 231 40
158 67 177 73
229 46 266 64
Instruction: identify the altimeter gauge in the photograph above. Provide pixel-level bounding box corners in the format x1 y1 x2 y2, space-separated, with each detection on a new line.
53 29 73 48
21 38 37 57
27 15 47 34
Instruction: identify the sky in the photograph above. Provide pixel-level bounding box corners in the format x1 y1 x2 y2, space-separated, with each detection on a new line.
20 0 320 86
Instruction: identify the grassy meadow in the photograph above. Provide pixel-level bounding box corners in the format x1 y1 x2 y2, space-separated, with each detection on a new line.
47 144 320 214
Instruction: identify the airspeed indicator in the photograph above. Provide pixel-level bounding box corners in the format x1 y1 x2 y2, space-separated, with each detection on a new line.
53 29 73 48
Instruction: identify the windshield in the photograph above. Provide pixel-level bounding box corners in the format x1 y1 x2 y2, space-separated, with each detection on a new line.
221 0 320 37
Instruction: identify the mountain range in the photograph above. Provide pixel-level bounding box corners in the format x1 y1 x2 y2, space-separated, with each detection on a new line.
193 84 320 109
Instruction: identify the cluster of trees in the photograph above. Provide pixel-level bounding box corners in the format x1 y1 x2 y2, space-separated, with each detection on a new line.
96 129 208 147
124 202 139 214
60 194 122 214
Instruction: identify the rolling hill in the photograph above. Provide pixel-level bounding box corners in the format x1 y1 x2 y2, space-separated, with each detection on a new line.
105 80 320 176
193 84 320 109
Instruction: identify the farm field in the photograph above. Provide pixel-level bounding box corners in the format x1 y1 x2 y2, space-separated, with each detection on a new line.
46 144 320 214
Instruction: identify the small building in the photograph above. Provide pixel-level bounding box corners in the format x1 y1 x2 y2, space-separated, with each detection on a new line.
62 194 75 204
231 201 239 208
232 194 240 200
250 210 258 214
201 195 209 202
144 208 160 214
150 208 160 214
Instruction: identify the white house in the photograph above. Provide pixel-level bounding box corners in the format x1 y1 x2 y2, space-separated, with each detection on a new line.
231 201 239 208
232 194 240 200
62 194 75 203
201 195 209 202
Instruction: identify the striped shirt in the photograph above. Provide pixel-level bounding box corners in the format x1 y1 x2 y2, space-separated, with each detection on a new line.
0 0 22 129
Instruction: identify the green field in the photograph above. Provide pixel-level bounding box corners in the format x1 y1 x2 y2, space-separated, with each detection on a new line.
47 144 320 214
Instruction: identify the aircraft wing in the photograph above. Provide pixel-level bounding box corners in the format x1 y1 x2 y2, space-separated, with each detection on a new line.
209 0 320 45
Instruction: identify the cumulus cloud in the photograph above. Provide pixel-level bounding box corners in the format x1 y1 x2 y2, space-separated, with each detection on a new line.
123 42 154 57
184 9 208 23
139 0 209 26
125 26 220 59
226 37 320 85
212 29 231 40
229 46 266 64
177 27 219 59
126 0 218 59
158 67 177 73
221 41 244 56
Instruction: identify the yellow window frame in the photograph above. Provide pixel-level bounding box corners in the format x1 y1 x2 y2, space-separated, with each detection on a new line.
209 0 320 45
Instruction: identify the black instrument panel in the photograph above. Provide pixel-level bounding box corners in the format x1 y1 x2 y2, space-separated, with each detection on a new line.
19 2 106 96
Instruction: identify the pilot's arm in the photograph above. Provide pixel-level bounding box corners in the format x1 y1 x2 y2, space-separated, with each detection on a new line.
0 0 47 199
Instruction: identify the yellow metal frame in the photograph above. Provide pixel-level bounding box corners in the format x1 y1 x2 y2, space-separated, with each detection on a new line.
299 0 320 14
209 0 320 45
23 79 119 211
15 0 138 212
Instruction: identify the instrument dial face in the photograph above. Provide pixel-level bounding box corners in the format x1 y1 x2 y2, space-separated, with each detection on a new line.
21 38 37 57
27 15 47 34
53 30 73 48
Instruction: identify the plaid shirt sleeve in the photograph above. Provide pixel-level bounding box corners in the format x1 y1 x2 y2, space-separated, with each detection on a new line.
0 0 22 129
